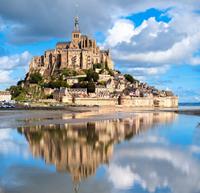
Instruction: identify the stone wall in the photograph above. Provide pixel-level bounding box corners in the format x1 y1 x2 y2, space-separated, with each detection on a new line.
154 96 179 108
121 97 154 107
62 96 178 108
73 97 117 106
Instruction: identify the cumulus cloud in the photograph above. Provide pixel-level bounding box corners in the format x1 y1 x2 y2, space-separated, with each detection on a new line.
98 3 200 81
105 12 200 79
0 0 198 44
0 51 32 86
0 51 31 70
104 19 147 48
0 70 12 84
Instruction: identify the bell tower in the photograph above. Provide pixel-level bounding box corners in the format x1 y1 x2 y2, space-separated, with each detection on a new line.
72 16 81 45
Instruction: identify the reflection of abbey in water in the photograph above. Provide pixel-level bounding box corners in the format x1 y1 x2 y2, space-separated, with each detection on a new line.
18 113 176 183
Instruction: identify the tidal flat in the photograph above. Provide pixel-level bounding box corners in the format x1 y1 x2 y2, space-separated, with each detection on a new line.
0 109 200 193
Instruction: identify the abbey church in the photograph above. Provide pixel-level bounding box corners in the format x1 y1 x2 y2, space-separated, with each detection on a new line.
29 17 114 76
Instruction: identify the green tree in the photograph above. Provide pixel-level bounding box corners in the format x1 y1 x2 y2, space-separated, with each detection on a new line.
17 80 25 86
62 68 77 77
85 69 99 82
124 74 136 84
93 63 105 70
8 85 26 100
47 80 69 89
108 69 114 76
98 81 106 86
87 82 95 93
29 73 43 84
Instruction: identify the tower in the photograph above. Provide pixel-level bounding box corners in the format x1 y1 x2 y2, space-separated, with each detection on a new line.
72 16 81 45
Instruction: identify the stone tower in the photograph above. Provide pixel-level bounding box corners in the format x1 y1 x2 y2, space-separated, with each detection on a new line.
72 16 81 46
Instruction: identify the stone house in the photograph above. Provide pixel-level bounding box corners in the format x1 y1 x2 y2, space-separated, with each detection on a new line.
0 91 12 101
95 86 110 97
66 77 79 86
106 78 115 93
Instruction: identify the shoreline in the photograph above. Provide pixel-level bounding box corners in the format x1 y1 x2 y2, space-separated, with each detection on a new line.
174 109 200 116
0 106 199 129
1 105 200 115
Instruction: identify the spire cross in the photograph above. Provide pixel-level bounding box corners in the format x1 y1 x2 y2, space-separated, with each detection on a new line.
74 2 80 31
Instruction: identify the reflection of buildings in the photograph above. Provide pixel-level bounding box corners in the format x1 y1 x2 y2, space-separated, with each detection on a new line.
18 112 176 184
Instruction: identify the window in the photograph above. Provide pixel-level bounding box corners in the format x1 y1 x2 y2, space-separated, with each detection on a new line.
74 34 79 38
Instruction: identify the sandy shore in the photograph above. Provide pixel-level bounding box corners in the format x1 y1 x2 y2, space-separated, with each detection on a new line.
0 106 199 129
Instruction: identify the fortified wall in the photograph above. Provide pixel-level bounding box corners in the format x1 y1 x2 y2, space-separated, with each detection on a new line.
62 96 178 108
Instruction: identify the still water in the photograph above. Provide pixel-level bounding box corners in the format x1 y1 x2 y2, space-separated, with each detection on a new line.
0 111 200 193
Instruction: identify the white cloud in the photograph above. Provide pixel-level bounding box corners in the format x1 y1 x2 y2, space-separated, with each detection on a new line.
0 51 31 70
0 70 12 84
0 51 31 87
104 18 147 48
108 164 144 189
102 6 200 79
130 65 169 76
115 32 200 65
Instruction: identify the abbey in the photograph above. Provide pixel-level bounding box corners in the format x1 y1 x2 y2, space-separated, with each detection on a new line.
29 17 114 76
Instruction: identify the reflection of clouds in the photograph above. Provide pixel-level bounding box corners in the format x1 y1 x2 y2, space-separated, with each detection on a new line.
1 166 110 193
0 129 29 158
133 134 168 145
121 147 190 174
108 134 200 193
108 164 145 190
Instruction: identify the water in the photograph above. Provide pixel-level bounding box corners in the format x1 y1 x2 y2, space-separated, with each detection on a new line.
179 102 200 110
0 111 200 193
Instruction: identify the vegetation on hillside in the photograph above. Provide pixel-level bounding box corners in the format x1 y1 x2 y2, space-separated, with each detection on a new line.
8 62 140 101
85 69 99 82
29 73 43 84
124 74 137 84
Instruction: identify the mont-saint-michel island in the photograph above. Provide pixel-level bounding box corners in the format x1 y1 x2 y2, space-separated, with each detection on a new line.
5 17 178 108
1 1 200 193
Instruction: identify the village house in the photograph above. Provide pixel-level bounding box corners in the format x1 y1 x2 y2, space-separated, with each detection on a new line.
106 78 115 93
66 77 79 86
67 88 88 97
0 91 12 101
95 86 110 98
53 88 88 101
43 88 55 96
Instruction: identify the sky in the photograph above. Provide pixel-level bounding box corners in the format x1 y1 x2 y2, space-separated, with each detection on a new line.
0 0 200 102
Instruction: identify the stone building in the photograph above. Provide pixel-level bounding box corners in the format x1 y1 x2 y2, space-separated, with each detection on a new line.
29 17 114 77
0 91 12 101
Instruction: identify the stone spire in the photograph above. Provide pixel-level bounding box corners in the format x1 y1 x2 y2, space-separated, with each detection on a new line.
74 16 80 32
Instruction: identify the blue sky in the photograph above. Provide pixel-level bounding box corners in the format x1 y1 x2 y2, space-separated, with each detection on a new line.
0 0 200 102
